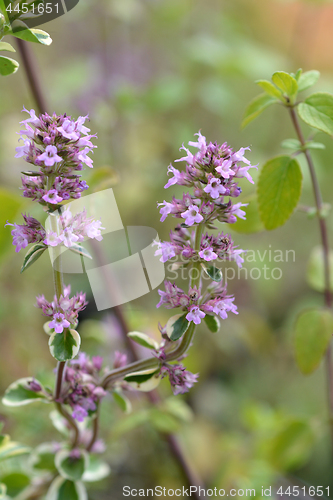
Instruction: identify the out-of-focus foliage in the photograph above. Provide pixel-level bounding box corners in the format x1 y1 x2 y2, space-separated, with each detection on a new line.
1 0 333 498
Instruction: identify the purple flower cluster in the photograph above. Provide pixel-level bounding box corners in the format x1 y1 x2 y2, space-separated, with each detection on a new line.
16 108 96 206
60 353 106 422
45 206 104 248
160 363 198 395
158 131 256 226
36 284 88 333
157 280 237 324
154 226 245 267
5 214 46 253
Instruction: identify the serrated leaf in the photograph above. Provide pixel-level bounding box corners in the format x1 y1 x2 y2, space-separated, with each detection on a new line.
0 55 18 75
281 139 302 150
127 331 159 350
272 71 298 98
21 243 47 273
241 93 277 128
124 368 160 392
68 243 92 260
204 314 220 333
297 70 320 92
11 26 52 45
307 245 333 293
82 456 111 482
49 329 81 362
46 477 87 500
257 156 302 230
2 377 48 406
298 92 333 136
55 450 88 482
228 194 264 234
294 308 333 374
112 390 132 414
0 42 15 52
202 264 222 282
166 313 190 341
256 80 282 99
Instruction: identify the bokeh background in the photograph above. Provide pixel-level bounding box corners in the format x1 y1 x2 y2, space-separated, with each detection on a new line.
1 0 333 498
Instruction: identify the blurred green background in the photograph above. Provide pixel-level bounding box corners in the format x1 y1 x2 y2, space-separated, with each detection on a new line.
2 0 333 498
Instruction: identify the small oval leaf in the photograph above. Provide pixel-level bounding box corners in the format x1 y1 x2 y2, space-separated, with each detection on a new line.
21 243 47 273
204 314 220 333
202 264 222 282
294 308 333 374
127 331 159 350
166 313 190 341
2 377 48 407
55 449 88 482
298 92 333 136
242 93 277 129
49 329 81 362
257 156 302 230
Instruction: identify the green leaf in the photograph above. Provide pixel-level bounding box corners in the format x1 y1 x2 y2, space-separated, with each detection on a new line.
0 41 15 52
124 368 161 392
241 93 277 128
307 245 333 293
2 377 48 406
229 194 264 234
49 411 70 438
82 456 111 482
272 71 298 98
127 331 159 350
0 55 18 75
204 314 220 333
257 156 302 230
46 477 87 500
297 70 320 92
281 139 302 150
11 26 52 45
165 313 190 341
298 92 333 136
256 80 282 99
55 450 88 482
49 329 81 362
68 243 92 260
0 483 6 499
294 308 333 374
113 390 132 414
267 420 314 471
202 264 222 282
1 473 30 498
305 141 325 150
0 436 30 462
30 443 58 472
21 243 47 273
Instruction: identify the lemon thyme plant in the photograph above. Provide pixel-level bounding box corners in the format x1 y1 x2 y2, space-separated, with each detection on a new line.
0 112 256 498
243 69 333 448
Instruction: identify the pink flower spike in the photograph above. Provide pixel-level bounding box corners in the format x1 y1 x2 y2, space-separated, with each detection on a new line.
181 205 203 226
49 313 70 334
204 177 226 199
57 119 79 141
42 190 63 204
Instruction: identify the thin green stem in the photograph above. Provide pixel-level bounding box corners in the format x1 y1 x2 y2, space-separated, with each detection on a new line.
289 106 333 450
102 223 205 389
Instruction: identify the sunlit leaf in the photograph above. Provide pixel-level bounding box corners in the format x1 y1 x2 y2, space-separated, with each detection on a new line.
0 55 18 75
307 245 333 293
257 156 302 230
298 92 333 136
297 70 320 92
242 93 277 128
